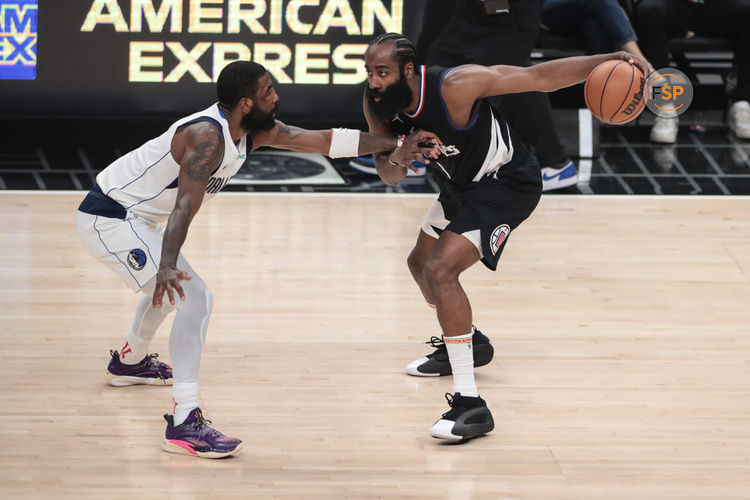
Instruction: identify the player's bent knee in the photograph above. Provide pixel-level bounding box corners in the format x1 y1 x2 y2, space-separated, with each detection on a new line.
176 281 212 344
175 277 210 310
407 250 425 275
422 258 456 287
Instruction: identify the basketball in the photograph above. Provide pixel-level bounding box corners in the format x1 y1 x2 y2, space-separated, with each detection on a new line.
584 59 646 124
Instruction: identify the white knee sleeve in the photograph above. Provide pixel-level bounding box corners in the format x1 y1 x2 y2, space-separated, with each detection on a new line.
169 273 212 386
118 294 171 363
131 293 173 341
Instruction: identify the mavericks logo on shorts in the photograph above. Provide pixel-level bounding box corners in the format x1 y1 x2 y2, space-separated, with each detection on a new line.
127 249 147 270
490 225 510 256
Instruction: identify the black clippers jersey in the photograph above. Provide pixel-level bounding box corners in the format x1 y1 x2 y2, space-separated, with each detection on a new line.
388 65 529 187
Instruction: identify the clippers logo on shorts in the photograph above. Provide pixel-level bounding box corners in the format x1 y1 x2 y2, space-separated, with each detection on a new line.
490 225 510 255
0 0 37 80
127 249 147 271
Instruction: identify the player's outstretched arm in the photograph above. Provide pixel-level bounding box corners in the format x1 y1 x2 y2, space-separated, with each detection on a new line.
152 122 224 309
442 52 648 109
257 120 425 158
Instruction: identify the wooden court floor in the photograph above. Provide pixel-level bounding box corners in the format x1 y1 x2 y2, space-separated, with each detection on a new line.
1 192 750 499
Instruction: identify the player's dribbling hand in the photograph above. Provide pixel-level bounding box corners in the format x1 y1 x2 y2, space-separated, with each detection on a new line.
152 265 192 309
391 130 443 173
616 51 651 78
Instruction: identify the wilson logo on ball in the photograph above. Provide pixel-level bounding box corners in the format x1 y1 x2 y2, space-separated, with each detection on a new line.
584 60 646 125
621 77 645 116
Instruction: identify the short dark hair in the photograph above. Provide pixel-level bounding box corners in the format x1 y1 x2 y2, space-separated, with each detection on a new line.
369 33 417 70
216 61 267 109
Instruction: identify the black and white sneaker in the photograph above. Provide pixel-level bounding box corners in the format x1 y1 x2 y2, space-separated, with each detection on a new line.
429 393 494 442
405 328 494 377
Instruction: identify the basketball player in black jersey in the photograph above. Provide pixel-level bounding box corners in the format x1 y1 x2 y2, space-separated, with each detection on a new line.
363 33 648 442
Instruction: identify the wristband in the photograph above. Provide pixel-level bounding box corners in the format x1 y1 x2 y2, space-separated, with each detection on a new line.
328 128 361 158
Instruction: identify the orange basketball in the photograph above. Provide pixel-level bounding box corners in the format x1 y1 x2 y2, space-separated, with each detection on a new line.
584 59 646 124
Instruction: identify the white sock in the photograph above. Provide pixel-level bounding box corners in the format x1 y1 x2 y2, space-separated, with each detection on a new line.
172 381 200 426
119 335 149 365
120 294 172 365
444 331 478 397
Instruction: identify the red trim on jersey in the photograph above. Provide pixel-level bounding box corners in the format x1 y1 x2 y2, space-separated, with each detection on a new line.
404 65 426 119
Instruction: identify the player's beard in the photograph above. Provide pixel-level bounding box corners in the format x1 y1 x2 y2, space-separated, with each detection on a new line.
365 71 413 121
241 102 278 132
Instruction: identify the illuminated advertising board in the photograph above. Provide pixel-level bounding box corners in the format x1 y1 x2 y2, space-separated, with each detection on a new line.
0 0 423 122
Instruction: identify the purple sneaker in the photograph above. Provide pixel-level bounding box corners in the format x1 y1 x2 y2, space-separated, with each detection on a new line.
105 349 173 386
162 408 244 458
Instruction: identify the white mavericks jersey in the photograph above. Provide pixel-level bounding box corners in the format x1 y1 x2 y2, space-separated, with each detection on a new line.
96 103 248 223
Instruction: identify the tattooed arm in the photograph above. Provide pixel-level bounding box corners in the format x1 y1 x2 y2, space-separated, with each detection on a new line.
254 120 428 156
152 122 224 309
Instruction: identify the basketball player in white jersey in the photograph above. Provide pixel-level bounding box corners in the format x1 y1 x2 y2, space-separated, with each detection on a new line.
76 60 440 458
363 34 647 442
